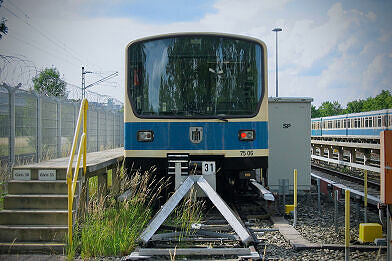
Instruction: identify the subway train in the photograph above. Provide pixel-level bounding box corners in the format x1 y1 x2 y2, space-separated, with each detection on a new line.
123 32 269 193
311 109 392 138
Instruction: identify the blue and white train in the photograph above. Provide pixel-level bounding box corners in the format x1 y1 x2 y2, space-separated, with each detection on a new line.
311 109 392 138
124 33 269 193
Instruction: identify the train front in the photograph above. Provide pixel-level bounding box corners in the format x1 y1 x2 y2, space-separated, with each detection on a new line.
124 33 268 194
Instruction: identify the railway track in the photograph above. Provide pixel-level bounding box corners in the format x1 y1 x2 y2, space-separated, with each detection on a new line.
311 163 380 190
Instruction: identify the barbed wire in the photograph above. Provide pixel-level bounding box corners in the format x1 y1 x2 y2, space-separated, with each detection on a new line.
0 54 123 106
0 54 37 89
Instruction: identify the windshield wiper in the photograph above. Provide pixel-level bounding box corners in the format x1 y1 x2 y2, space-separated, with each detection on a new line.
188 110 228 122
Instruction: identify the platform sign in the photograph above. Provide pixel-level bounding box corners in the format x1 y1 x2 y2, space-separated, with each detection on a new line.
38 169 56 181
13 169 31 180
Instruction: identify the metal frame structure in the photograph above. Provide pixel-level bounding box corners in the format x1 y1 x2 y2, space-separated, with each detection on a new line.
139 175 253 246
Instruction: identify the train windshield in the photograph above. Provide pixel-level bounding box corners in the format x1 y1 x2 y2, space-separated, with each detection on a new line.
128 35 264 118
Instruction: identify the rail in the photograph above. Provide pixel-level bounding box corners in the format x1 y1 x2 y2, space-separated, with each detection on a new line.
66 99 88 247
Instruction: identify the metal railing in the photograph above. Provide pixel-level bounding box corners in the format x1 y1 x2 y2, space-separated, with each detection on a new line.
66 99 88 246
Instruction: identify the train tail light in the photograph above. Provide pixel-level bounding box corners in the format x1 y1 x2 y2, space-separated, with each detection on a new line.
137 130 154 142
239 130 255 141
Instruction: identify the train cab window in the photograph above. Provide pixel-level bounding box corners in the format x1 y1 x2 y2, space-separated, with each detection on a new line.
127 35 264 118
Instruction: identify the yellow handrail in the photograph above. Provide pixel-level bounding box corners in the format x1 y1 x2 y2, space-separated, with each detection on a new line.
66 99 88 247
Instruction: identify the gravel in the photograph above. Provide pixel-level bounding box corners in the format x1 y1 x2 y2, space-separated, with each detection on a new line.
255 192 386 260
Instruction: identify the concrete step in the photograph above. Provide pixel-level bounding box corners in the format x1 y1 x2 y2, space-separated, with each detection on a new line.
4 194 68 210
0 242 66 254
0 225 67 242
0 210 68 225
8 180 78 194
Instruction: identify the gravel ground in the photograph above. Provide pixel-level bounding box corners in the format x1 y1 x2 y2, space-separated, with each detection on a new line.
1 193 386 260
257 192 386 260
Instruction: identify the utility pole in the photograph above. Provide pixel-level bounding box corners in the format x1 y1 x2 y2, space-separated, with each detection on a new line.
81 67 118 99
272 28 282 97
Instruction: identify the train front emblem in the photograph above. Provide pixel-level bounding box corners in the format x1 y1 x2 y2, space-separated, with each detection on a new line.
190 127 203 144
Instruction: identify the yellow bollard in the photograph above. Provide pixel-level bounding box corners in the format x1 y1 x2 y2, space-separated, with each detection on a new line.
345 189 350 261
293 169 298 228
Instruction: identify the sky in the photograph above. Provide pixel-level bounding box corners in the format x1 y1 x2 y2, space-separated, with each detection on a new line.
0 0 391 107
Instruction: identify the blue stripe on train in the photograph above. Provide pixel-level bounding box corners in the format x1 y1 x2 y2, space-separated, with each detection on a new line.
124 121 268 151
311 128 387 136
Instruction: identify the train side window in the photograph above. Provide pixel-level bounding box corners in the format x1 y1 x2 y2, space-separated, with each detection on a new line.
377 116 382 127
369 117 373 127
336 120 340 129
364 117 368 128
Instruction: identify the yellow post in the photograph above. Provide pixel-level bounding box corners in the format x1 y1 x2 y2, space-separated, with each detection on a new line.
345 189 350 261
364 170 368 223
83 99 88 175
68 176 72 247
293 169 298 228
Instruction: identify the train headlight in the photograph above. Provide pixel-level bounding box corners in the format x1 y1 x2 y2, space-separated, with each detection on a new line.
137 130 154 142
239 130 255 141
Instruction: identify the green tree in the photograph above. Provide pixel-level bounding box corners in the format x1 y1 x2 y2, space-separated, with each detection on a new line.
0 0 8 39
345 99 364 113
311 105 320 118
318 101 343 117
362 90 392 111
33 67 67 97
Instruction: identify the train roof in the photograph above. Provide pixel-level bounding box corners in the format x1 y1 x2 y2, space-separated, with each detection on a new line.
311 108 391 121
269 97 313 103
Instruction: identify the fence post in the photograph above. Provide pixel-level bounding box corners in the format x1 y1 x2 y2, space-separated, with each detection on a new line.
113 111 115 148
293 169 298 228
5 84 15 165
104 109 108 149
57 99 62 158
96 107 99 151
345 189 350 261
37 94 42 162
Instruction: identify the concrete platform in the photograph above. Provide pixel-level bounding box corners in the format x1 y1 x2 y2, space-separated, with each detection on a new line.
13 147 124 177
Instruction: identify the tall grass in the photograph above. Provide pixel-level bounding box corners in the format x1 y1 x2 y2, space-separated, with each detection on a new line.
0 161 10 210
68 165 166 259
165 187 205 240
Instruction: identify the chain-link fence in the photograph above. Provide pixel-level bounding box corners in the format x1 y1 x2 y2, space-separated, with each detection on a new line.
0 84 124 165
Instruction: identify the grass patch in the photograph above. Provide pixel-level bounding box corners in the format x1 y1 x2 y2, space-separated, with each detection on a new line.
164 187 205 241
0 161 10 210
68 166 166 259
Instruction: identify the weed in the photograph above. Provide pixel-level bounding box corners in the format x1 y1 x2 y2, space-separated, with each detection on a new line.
68 165 166 259
0 161 10 210
165 187 205 242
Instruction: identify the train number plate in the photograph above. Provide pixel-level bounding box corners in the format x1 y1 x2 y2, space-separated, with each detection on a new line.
202 161 216 175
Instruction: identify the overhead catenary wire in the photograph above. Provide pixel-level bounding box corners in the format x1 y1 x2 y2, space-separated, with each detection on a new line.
3 0 88 65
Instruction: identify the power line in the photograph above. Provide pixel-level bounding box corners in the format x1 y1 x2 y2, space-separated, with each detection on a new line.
6 34 81 67
3 1 87 65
